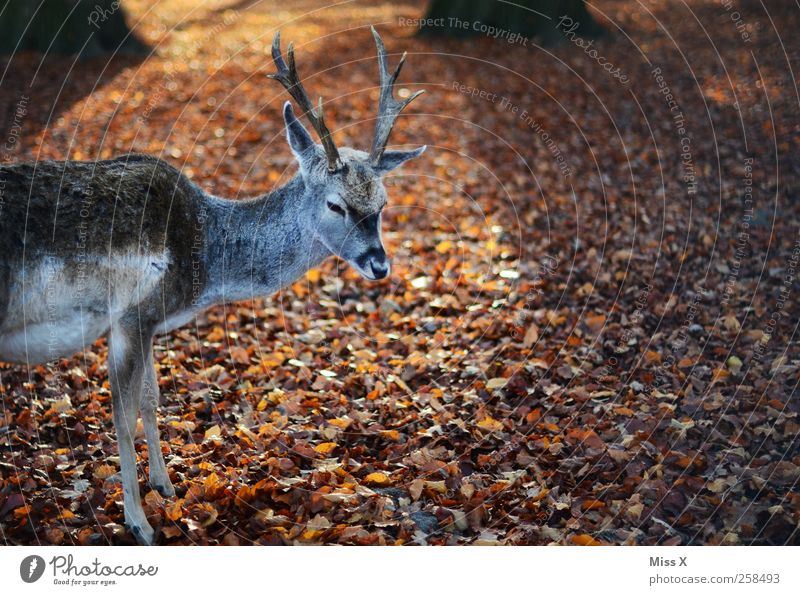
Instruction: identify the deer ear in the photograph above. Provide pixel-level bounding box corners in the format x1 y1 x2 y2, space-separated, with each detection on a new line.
375 146 427 174
283 101 314 159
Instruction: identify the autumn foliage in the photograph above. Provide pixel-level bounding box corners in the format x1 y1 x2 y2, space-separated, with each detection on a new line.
0 0 798 545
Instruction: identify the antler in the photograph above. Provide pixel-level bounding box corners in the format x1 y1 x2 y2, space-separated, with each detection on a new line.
267 31 342 172
369 26 424 166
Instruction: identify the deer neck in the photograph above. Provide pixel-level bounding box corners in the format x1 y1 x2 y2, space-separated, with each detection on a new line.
199 174 329 306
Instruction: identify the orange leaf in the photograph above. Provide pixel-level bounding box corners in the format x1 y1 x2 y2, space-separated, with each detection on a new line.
572 534 605 546
380 430 401 441
166 499 184 521
585 313 606 333
581 499 605 511
711 368 730 384
206 326 225 342
645 350 662 363
525 408 542 423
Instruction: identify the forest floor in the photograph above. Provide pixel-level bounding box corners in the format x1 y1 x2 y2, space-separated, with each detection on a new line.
1 0 798 545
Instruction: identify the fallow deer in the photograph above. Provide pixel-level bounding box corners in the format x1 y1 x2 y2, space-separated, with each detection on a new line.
0 27 425 544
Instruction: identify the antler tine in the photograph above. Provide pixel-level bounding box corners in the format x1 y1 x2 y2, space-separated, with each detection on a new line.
267 31 342 172
369 26 424 166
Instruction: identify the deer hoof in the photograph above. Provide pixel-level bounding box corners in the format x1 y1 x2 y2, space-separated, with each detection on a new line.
152 481 175 498
130 521 156 546
150 474 175 497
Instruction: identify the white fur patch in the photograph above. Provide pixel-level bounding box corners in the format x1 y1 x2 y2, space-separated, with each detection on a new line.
0 251 170 364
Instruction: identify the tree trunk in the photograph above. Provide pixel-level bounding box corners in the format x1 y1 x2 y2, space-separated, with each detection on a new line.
420 0 603 43
0 0 148 57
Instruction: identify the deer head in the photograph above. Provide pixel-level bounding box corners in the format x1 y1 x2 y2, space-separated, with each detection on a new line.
267 27 425 280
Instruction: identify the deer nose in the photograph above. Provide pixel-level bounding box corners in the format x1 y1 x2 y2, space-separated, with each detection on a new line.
369 257 390 279
357 247 390 280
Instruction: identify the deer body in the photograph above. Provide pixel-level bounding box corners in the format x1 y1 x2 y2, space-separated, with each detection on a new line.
0 28 424 544
0 154 331 362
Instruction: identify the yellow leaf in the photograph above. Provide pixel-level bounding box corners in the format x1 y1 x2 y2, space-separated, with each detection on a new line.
364 472 390 485
723 315 740 332
486 378 508 390
627 503 644 520
314 442 338 454
424 480 447 493
204 424 222 439
727 355 742 372
435 240 453 254
707 478 727 493
301 529 323 540
51 396 73 413
306 268 321 282
93 464 116 480
477 416 504 432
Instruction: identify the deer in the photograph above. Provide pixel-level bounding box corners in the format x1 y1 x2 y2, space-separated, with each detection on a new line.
0 27 425 544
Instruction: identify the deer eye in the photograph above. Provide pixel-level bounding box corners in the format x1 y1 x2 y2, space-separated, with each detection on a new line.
327 201 346 217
